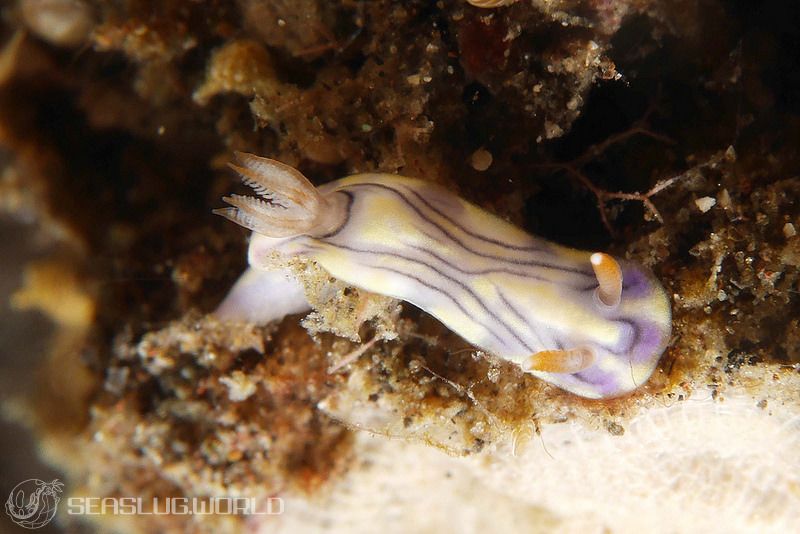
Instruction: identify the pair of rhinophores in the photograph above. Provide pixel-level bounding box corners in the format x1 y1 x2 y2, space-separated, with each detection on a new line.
215 152 672 399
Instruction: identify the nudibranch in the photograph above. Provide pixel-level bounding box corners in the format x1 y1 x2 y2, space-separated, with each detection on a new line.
215 152 672 399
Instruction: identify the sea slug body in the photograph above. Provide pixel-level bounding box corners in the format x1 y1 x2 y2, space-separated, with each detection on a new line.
215 152 672 399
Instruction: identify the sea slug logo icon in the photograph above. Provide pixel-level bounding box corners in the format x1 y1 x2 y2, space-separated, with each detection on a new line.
5 479 64 529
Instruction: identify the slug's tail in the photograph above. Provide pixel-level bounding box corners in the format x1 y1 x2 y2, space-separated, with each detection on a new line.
214 152 325 238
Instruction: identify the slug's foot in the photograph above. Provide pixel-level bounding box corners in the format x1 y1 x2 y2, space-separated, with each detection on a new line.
522 347 595 374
